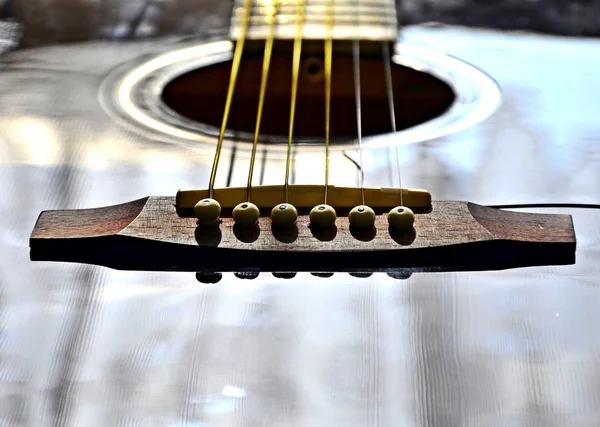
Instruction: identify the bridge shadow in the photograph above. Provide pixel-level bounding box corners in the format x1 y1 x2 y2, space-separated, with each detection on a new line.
310 225 338 242
233 224 261 243
272 225 299 244
194 225 222 247
389 227 417 246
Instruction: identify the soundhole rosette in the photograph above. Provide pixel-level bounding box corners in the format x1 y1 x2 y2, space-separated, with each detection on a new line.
100 39 501 152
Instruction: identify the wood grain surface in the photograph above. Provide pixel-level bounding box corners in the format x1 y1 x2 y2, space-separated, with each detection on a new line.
30 197 576 272
2 8 600 427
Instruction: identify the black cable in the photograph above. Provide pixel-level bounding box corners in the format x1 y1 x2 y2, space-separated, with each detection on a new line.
487 203 600 210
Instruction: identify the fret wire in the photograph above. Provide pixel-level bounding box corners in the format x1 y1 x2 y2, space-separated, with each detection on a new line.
382 41 402 205
285 0 306 203
233 0 396 7
239 29 397 43
235 6 396 18
231 25 397 42
232 28 396 41
231 16 397 26
323 0 334 204
209 0 253 198
247 0 279 202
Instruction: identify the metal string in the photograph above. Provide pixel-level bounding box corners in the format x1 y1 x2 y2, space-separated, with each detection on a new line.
353 43 366 205
352 4 365 206
285 0 306 203
323 0 335 204
246 0 279 202
208 0 253 199
382 41 403 205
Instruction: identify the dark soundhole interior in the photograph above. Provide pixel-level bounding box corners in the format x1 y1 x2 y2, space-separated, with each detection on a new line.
162 53 456 142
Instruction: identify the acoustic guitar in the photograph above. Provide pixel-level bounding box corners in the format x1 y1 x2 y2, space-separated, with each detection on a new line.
3 0 600 424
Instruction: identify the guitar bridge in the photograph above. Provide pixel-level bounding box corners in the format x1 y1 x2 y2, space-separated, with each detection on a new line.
29 187 576 274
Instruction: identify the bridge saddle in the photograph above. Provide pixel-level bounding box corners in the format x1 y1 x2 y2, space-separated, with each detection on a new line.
176 185 432 211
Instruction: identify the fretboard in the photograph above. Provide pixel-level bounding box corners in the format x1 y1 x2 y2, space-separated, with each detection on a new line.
229 0 398 42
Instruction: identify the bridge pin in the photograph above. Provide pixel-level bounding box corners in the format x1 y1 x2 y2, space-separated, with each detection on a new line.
194 198 221 226
349 205 376 228
309 204 336 228
233 202 260 227
388 206 415 230
271 203 298 227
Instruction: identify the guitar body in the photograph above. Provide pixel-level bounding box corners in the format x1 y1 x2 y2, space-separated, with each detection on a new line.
2 3 600 424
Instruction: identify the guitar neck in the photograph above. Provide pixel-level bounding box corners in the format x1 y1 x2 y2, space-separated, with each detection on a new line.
229 0 399 43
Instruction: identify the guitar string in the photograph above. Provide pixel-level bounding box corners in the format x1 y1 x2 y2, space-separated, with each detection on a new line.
246 0 279 202
259 147 268 185
226 145 237 187
352 25 365 205
208 0 253 199
285 0 306 203
382 41 403 206
324 0 335 204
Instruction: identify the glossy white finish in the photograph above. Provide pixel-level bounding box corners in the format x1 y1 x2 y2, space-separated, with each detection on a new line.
1 24 600 426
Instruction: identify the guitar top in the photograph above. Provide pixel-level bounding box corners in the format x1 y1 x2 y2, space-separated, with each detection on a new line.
2 1 600 425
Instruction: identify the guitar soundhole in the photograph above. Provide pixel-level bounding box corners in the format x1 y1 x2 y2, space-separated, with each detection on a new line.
103 41 501 147
161 53 456 141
